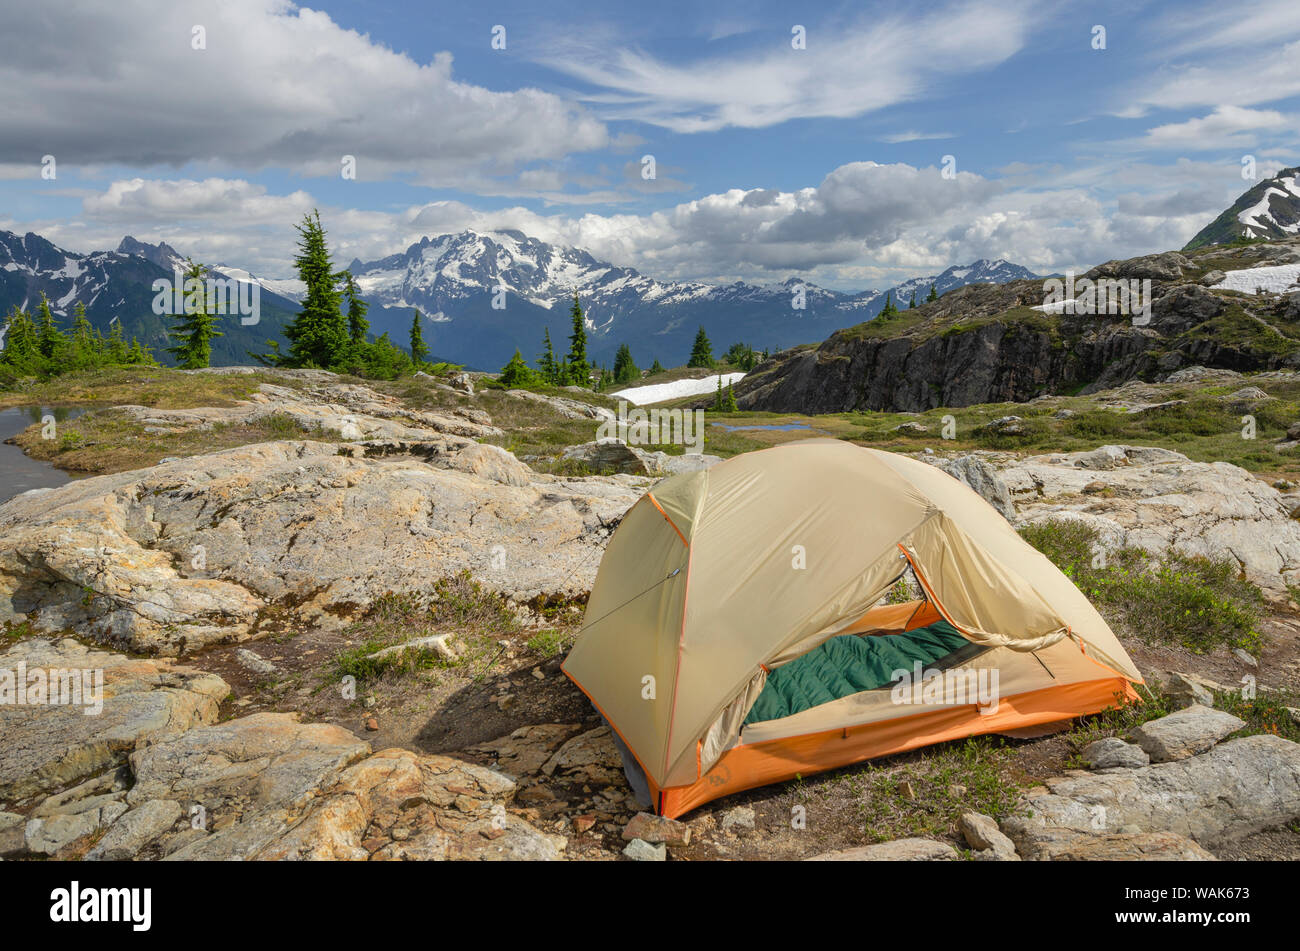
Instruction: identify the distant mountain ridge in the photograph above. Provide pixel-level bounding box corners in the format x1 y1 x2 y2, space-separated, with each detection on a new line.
0 227 1037 369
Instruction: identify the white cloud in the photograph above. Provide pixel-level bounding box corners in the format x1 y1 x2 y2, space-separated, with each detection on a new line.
539 1 1037 132
878 131 957 143
0 0 609 186
1135 106 1293 151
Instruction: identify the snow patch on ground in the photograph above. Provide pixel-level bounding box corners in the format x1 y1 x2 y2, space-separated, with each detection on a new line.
611 372 746 406
1211 263 1300 295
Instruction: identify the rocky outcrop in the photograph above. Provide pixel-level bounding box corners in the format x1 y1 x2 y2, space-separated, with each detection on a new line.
928 455 1015 519
736 241 1300 414
121 377 500 442
1000 445 1300 593
561 440 721 476
0 642 566 862
1001 726 1300 855
0 637 228 802
0 439 646 652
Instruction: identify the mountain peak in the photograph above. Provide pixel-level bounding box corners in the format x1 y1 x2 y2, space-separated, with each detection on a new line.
1184 165 1300 250
117 236 183 270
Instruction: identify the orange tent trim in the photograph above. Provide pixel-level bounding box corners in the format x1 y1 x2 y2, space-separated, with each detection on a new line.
650 676 1138 819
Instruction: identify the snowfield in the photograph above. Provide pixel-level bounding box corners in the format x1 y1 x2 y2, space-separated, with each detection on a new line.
610 372 746 406
1210 263 1300 295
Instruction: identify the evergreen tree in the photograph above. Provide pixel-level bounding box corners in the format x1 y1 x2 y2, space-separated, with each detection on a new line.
909 290 917 309
0 306 41 373
34 293 66 362
342 271 369 343
565 294 589 385
105 318 128 363
165 259 224 370
688 326 714 368
612 343 639 384
714 375 724 411
724 341 757 370
67 301 101 369
649 358 664 375
409 310 429 366
723 382 738 412
926 283 938 303
279 210 346 368
498 349 535 387
538 327 558 384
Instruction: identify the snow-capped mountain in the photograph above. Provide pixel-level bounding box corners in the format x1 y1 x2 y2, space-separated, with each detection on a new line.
0 231 300 365
1185 166 1300 249
0 227 1037 369
340 231 1038 367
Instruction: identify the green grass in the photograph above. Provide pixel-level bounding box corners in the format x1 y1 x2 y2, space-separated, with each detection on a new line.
329 572 526 686
525 628 572 658
1020 520 1264 652
849 736 1024 843
0 621 36 646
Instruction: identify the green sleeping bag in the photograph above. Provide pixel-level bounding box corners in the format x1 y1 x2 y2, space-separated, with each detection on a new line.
743 620 971 726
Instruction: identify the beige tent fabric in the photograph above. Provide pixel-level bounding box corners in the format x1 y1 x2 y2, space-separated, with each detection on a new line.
562 439 1140 790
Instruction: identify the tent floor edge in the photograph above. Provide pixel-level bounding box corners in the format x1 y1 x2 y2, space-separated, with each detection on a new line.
654 675 1137 820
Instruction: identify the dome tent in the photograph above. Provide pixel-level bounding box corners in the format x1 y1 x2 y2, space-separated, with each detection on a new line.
561 439 1141 819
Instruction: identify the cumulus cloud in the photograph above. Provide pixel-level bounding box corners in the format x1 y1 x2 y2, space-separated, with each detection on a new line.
0 0 609 186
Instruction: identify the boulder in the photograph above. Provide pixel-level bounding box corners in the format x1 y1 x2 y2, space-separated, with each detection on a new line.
623 838 667 861
929 455 1016 519
622 812 691 846
1081 737 1150 769
561 439 665 475
1131 705 1245 762
958 812 1019 860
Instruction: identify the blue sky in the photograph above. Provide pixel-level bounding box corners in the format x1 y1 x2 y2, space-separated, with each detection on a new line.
1 0 1298 290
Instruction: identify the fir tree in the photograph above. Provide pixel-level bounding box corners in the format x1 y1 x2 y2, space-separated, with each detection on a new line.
649 358 664 375
0 306 41 373
926 283 938 303
34 293 66 362
342 271 369 343
279 210 346 368
688 326 714 368
538 327 558 384
723 382 738 412
498 349 535 387
409 310 429 366
565 294 589 385
165 259 224 370
909 290 917 309
105 318 128 363
612 343 638 384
